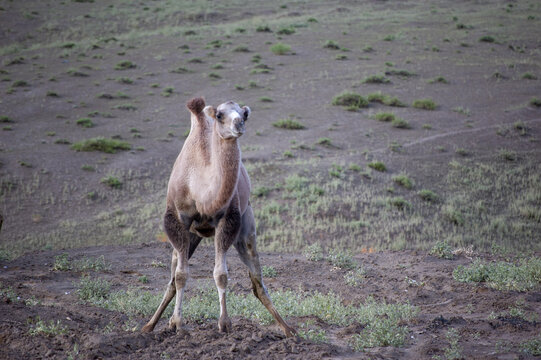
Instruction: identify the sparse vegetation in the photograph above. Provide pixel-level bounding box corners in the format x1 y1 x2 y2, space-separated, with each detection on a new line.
115 60 136 70
303 244 324 261
71 137 131 153
453 257 541 291
412 99 437 110
392 174 414 189
429 240 453 259
272 118 305 129
362 74 390 84
76 117 94 128
367 161 386 172
28 318 68 337
269 43 291 55
332 91 368 110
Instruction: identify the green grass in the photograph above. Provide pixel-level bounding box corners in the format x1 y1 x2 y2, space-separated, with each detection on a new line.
326 249 356 270
453 257 541 291
530 98 541 107
373 112 396 122
428 76 448 84
71 137 131 153
101 175 122 188
392 174 414 189
332 91 368 110
362 74 390 84
367 161 386 172
276 27 295 35
391 118 411 129
344 268 366 287
261 265 277 278
303 243 324 261
269 43 291 55
429 240 453 259
323 40 340 50
479 35 495 43
412 99 437 110
272 118 305 129
115 60 136 70
418 189 439 202
521 336 541 356
76 117 94 128
28 318 68 337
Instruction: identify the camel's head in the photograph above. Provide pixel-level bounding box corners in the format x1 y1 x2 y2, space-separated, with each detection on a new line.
204 101 251 140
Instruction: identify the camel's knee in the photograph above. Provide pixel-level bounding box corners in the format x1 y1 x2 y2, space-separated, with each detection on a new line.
214 272 228 289
174 270 188 288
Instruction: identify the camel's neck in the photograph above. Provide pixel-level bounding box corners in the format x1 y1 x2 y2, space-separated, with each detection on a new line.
197 122 240 216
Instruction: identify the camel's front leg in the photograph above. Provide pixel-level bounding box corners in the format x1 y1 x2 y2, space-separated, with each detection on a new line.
214 204 241 333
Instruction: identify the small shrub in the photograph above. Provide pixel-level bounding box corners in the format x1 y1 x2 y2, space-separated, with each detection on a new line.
479 35 495 43
52 253 71 271
391 118 411 129
76 117 94 128
344 268 366 286
253 186 270 197
521 336 541 356
392 174 414 189
332 91 368 109
115 60 136 70
46 91 59 97
429 240 453 259
28 318 68 337
101 175 122 188
428 76 448 84
76 276 111 302
327 249 356 270
323 40 340 50
12 80 29 87
256 25 272 32
114 103 137 111
170 66 189 74
335 54 347 60
67 69 88 77
373 112 396 122
384 97 407 107
303 244 323 261
71 137 131 153
453 257 541 291
269 43 291 55
388 197 411 210
367 161 386 172
316 137 333 147
259 96 273 102
530 97 541 107
161 87 174 97
233 45 249 52
276 27 295 35
261 266 277 278
418 189 438 202
208 72 221 79
273 118 305 129
521 73 537 80
363 74 390 84
385 69 416 77
412 99 437 110
0 115 13 123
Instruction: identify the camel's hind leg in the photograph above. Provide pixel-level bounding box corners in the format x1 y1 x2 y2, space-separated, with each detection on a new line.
142 210 200 333
234 206 296 337
142 250 177 332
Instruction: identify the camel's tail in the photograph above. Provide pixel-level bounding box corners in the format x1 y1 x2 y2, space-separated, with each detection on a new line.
186 97 205 115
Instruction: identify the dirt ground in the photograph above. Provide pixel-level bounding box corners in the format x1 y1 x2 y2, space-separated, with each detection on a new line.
1 0 541 358
1 243 540 359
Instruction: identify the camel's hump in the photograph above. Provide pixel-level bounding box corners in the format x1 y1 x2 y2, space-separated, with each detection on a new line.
186 97 205 114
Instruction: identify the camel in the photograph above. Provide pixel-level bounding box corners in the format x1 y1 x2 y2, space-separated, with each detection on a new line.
142 97 295 337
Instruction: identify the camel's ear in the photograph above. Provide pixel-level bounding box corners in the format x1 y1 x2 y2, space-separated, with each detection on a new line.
242 106 251 121
203 105 216 119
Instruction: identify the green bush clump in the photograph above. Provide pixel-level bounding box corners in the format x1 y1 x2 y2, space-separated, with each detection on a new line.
412 99 437 110
269 43 291 55
367 161 386 172
115 60 136 70
453 257 541 291
273 118 305 129
76 117 94 128
332 91 368 110
71 137 131 153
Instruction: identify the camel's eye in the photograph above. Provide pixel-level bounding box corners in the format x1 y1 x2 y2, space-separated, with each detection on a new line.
216 112 223 121
243 110 248 121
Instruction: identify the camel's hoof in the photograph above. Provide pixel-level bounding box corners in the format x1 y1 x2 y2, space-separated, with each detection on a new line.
141 323 155 333
218 317 232 333
168 317 182 331
283 325 298 338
